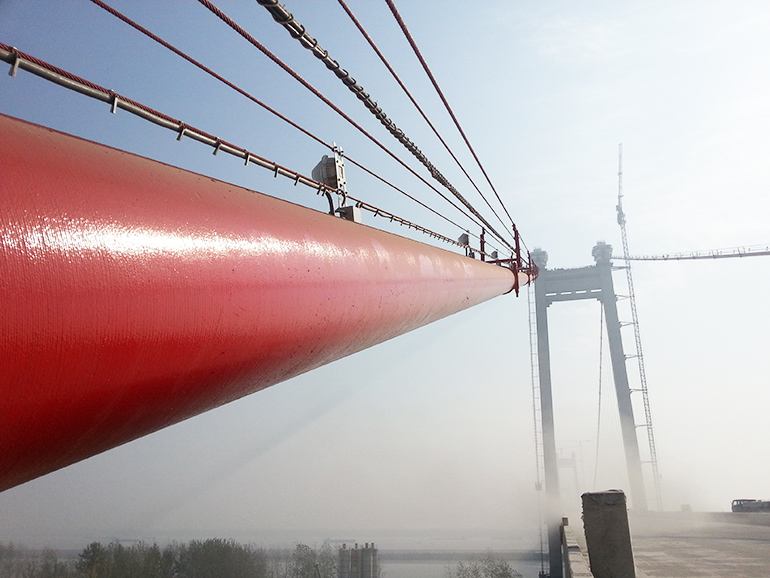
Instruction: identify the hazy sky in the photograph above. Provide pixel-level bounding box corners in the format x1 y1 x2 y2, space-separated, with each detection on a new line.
1 0 769 550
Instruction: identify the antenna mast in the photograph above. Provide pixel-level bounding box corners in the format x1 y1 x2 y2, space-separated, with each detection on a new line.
616 144 663 510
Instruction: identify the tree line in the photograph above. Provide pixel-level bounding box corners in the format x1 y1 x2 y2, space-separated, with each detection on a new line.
2 540 521 578
445 552 523 578
0 540 336 578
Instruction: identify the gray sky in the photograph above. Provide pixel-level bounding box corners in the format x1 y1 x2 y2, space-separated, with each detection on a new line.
1 0 769 550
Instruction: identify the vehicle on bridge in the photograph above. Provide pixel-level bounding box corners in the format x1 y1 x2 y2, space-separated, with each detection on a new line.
732 499 770 512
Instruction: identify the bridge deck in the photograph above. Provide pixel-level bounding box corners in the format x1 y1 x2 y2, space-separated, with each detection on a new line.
628 512 770 577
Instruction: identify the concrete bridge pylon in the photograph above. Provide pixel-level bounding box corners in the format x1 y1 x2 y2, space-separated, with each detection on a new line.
531 242 647 578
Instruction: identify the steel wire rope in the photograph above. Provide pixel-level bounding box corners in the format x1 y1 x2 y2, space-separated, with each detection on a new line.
252 0 516 249
345 157 491 249
87 0 326 150
204 0 515 252
334 0 513 242
202 0 507 249
0 43 491 256
194 2 500 250
384 0 524 251
85 0 488 248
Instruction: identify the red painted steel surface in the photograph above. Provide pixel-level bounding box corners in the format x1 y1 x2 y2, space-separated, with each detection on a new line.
0 114 526 491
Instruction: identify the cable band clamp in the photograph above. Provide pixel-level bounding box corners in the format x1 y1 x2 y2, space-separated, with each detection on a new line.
8 49 20 77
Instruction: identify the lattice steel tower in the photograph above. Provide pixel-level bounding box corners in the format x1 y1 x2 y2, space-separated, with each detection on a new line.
616 143 663 511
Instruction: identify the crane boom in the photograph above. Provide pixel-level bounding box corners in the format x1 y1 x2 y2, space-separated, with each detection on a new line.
618 246 770 261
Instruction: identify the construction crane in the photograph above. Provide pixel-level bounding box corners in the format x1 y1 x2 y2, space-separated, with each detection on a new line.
617 245 770 261
615 144 663 511
612 146 767 511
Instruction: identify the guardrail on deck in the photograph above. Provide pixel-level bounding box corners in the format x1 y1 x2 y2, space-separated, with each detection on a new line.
561 518 593 578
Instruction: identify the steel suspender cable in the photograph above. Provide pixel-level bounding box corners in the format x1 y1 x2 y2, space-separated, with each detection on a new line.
196 1 504 250
0 43 488 255
344 156 476 243
335 0 512 240
229 0 516 252
85 0 486 246
85 1 515 258
87 0 327 150
384 0 520 239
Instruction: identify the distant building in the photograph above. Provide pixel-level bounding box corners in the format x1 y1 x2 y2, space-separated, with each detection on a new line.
338 543 379 578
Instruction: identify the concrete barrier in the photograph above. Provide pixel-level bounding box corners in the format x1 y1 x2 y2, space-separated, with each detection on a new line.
581 490 636 578
561 518 593 578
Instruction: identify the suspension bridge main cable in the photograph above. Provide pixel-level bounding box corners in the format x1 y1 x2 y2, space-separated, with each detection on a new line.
85 0 489 248
384 0 521 244
207 0 516 252
334 0 512 242
0 43 487 255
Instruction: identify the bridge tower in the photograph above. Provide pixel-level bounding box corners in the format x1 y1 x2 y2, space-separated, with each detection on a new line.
532 242 647 578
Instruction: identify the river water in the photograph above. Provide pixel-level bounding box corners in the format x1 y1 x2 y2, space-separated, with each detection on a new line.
382 559 544 578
